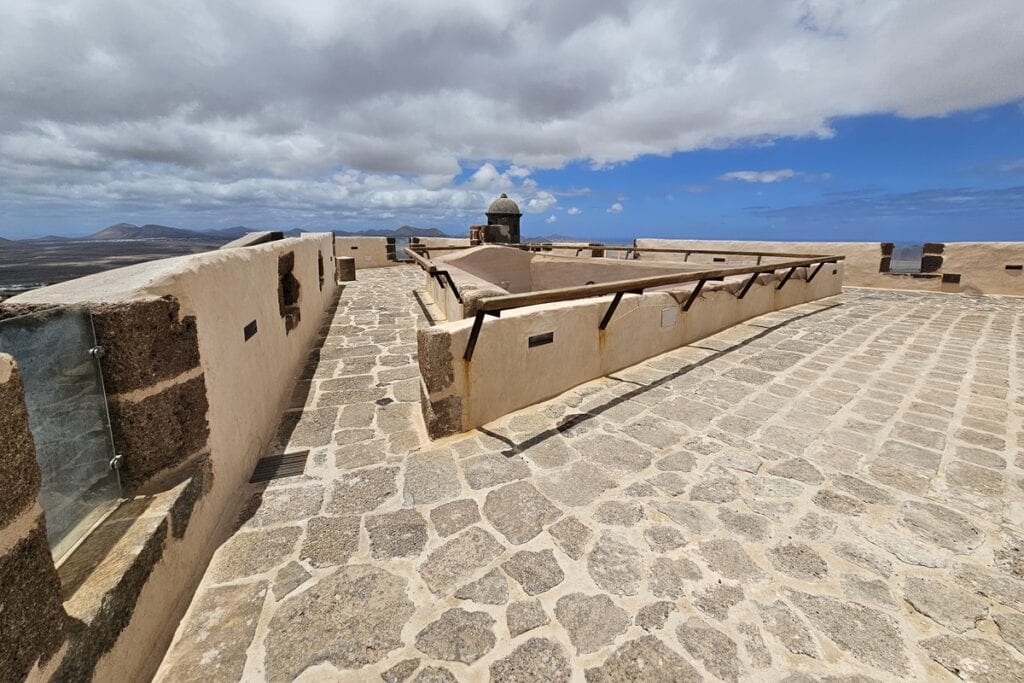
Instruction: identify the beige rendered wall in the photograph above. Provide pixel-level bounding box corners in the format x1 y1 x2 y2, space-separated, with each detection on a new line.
635 239 1024 296
419 263 843 438
7 234 338 681
334 236 403 268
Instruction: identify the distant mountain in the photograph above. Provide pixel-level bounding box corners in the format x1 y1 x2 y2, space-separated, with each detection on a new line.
335 225 452 238
522 233 585 243
88 223 207 240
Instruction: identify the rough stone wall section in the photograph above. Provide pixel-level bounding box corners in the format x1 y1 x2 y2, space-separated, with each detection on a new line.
89 297 212 490
0 354 68 681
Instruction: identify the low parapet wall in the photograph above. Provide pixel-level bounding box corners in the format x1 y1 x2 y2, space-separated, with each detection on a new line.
334 236 407 268
635 239 1024 296
418 261 843 438
1 234 338 681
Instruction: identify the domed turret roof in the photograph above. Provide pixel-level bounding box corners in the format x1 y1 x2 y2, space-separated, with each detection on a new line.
487 193 522 216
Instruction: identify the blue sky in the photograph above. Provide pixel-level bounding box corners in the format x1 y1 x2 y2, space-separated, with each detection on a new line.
1 1 1022 242
517 104 1024 242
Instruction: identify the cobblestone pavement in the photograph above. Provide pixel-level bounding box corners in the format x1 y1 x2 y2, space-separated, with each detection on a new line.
158 266 1024 682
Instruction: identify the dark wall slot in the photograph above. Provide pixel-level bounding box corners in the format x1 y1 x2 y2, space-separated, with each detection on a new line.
350 246 359 249
243 320 258 341
942 273 961 284
713 257 726 263
528 332 554 348
1006 264 1023 271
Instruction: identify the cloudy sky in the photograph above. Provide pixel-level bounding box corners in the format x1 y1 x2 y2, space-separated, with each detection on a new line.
1 0 1022 240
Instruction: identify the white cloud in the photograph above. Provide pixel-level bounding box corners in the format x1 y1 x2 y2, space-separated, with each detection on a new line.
525 191 557 213
719 169 798 183
545 214 557 223
0 0 1022 231
567 207 581 215
607 202 624 214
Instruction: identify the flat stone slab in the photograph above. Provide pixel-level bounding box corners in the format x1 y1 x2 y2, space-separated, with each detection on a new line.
418 526 504 595
482 481 561 545
415 608 496 664
555 593 631 654
264 565 414 679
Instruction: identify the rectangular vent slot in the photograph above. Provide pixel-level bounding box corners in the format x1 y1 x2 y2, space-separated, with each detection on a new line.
713 257 726 263
244 320 258 341
528 332 554 348
250 451 309 483
1006 265 1022 271
942 273 961 283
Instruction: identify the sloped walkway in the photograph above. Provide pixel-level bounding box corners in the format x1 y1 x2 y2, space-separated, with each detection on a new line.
158 267 1024 682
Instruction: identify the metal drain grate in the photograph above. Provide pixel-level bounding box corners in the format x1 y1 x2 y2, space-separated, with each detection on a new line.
250 451 309 483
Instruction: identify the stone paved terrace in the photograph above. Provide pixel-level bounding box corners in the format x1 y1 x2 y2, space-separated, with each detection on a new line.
157 265 1024 682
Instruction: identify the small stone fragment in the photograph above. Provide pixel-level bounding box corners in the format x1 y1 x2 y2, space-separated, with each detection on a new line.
555 593 631 654
769 542 829 580
585 636 701 683
489 638 571 683
502 549 565 595
899 501 983 555
652 501 716 535
676 617 742 683
548 516 593 560
995 527 1024 580
993 611 1024 657
507 599 549 637
414 608 496 664
834 542 893 578
429 499 480 537
954 563 1024 613
637 601 676 632
794 512 838 541
454 568 509 605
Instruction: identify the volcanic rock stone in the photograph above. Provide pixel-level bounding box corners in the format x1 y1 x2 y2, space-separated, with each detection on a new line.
213 527 301 581
403 451 459 505
649 556 702 599
644 525 688 552
694 583 745 620
637 601 677 632
418 527 504 595
993 611 1024 657
381 658 420 683
676 618 742 682
548 516 593 560
899 501 983 554
454 568 509 605
920 635 1024 683
461 452 531 490
768 542 829 580
366 509 427 559
429 499 480 538
769 458 824 484
689 468 740 503
273 562 310 600
813 489 867 516
786 589 908 674
698 539 764 581
585 636 701 683
588 532 644 595
555 593 631 654
489 638 571 683
412 667 455 683
265 565 414 679
300 516 360 568
840 574 896 608
594 501 644 526
739 624 772 669
903 576 988 632
507 599 549 637
718 508 770 542
329 466 398 515
415 608 496 664
652 501 715 535
502 549 564 595
537 462 616 507
758 600 819 657
483 481 562 545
